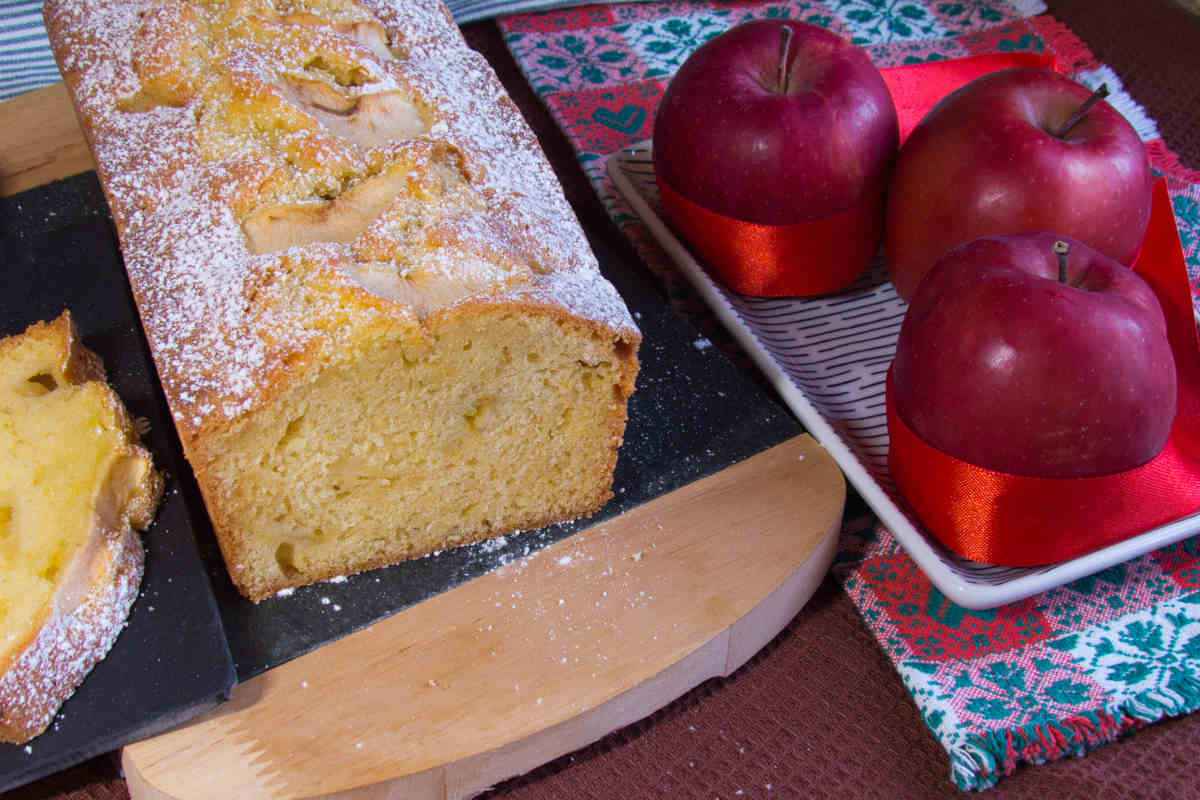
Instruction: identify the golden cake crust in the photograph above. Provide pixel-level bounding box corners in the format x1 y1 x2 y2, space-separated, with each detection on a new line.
43 0 639 449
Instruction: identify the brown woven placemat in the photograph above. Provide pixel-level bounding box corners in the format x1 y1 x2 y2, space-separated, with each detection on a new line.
14 2 1200 798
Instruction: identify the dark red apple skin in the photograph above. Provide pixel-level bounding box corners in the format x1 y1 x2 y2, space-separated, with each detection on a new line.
653 20 898 225
892 233 1176 478
886 68 1153 301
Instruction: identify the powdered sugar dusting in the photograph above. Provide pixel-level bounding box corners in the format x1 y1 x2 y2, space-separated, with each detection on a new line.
0 528 143 742
45 0 638 438
361 0 602 273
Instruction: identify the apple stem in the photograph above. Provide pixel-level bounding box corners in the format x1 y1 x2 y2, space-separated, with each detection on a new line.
1054 83 1110 138
1054 240 1070 284
777 24 794 94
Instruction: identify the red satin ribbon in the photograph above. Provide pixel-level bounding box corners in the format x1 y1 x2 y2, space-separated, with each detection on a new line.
657 177 883 297
657 52 1060 298
888 180 1200 566
882 52 1058 143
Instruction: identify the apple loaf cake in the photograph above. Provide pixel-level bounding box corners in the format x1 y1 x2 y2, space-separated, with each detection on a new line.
0 313 162 744
45 0 640 601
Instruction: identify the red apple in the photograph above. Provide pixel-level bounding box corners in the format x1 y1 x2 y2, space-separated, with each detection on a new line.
892 233 1176 478
653 20 897 294
886 68 1152 301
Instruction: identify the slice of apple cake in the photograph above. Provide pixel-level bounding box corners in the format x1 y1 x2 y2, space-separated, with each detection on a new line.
0 313 162 744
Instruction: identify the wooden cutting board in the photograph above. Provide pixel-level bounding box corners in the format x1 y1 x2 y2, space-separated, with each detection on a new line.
1 85 847 800
123 437 842 799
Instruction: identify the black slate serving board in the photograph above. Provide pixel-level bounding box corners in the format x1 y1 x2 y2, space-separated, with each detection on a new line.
0 176 238 793
0 169 803 788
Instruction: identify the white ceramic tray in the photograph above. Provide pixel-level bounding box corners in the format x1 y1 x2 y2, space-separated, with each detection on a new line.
610 140 1200 610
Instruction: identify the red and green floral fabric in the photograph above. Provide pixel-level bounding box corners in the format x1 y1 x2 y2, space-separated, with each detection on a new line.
499 0 1200 789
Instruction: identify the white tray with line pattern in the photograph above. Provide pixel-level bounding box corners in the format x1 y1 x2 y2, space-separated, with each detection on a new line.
610 140 1200 610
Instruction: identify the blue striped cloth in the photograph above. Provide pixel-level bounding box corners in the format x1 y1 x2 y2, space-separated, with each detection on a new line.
0 0 57 101
0 0 628 102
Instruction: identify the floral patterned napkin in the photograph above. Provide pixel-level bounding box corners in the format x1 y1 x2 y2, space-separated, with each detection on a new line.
499 0 1200 789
